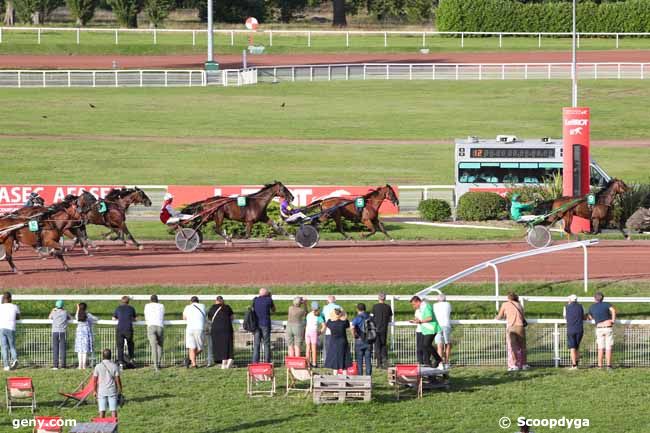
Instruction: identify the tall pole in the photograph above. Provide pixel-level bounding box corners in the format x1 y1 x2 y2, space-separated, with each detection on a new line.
207 0 214 62
571 0 577 107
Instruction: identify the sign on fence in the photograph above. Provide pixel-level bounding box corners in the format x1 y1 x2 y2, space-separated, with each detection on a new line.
0 185 122 212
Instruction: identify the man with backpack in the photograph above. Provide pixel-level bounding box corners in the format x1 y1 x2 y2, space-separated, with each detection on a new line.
351 303 376 376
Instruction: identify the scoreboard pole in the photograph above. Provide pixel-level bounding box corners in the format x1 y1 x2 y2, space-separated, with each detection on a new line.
562 107 591 233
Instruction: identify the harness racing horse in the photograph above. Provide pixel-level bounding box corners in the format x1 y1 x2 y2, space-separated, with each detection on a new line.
210 181 294 243
76 189 151 250
0 197 83 273
98 187 153 241
537 179 628 238
316 185 400 241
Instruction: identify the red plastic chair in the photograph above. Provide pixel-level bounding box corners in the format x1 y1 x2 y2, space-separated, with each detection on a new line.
337 361 358 376
395 364 422 400
33 416 62 433
247 363 276 397
58 375 96 408
6 377 36 414
285 356 313 395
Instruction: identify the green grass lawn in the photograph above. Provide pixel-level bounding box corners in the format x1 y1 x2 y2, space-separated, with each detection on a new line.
1 29 649 55
0 366 644 433
1 81 650 185
9 281 650 321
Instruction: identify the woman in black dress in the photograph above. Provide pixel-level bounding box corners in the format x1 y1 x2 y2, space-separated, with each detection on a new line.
324 309 352 373
207 296 235 369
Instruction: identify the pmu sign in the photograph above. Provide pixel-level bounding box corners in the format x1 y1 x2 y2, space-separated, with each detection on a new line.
562 107 591 233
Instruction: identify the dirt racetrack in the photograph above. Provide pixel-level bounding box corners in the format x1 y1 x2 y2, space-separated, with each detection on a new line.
0 240 648 289
2 50 650 69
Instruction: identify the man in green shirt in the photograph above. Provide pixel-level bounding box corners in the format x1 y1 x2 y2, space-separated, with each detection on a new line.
410 296 443 368
510 194 536 222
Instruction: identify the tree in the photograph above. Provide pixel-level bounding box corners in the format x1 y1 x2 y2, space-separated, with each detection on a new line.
271 0 307 22
66 0 98 25
109 0 143 27
332 0 346 26
4 0 15 25
144 0 173 27
14 0 62 24
198 0 267 23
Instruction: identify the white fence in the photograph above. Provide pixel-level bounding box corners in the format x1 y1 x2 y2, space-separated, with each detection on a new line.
258 62 650 82
10 318 650 368
0 69 258 88
1 27 649 49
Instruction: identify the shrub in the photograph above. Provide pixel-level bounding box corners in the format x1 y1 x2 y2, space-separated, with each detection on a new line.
457 192 507 221
144 0 173 27
609 182 650 228
418 199 452 222
108 0 143 27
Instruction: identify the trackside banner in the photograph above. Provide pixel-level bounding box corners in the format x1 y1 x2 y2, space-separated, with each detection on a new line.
0 185 399 214
167 185 400 215
0 185 122 213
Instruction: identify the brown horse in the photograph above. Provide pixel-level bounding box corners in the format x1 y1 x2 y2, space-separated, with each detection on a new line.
0 198 83 273
543 179 628 237
98 187 152 240
316 185 399 241
210 181 294 242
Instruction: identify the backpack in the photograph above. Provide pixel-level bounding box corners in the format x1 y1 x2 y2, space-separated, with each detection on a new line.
360 316 377 343
242 298 258 332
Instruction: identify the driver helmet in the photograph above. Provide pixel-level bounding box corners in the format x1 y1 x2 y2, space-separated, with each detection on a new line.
29 192 39 198
163 192 173 201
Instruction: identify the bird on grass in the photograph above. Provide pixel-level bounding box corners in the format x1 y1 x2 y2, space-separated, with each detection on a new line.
89 103 96 109
281 102 286 108
41 115 47 119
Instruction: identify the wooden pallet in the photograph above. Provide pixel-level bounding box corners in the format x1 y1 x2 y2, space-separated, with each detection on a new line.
387 367 450 390
313 375 371 404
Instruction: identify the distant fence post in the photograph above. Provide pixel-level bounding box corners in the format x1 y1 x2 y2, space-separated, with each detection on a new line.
140 70 143 87
153 29 157 45
0 27 3 44
422 31 426 47
346 31 349 48
76 28 80 45
67 71 71 87
115 29 119 45
553 322 560 368
432 64 435 80
38 28 41 44
461 32 464 48
538 33 541 48
616 33 619 49
230 30 234 46
499 33 502 48
269 30 273 47
384 31 387 47
308 31 311 47
192 30 196 46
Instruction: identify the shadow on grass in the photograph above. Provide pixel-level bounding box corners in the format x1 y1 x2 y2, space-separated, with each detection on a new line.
202 416 296 433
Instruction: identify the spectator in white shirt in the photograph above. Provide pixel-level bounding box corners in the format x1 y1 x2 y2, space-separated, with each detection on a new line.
182 296 206 368
433 294 453 369
0 292 20 371
144 295 165 371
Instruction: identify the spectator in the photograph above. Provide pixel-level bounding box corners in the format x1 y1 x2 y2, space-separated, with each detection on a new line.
144 295 165 371
409 296 443 368
93 349 122 420
587 291 616 370
434 294 453 369
371 293 392 369
496 292 529 372
321 295 341 358
183 296 206 368
351 303 373 376
305 302 326 368
286 297 307 357
0 292 20 371
49 300 71 370
563 294 585 370
112 296 137 369
324 308 352 374
207 296 235 369
75 303 98 370
252 288 276 363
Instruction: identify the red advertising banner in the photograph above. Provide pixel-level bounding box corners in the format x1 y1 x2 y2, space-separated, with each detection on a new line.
0 185 122 213
167 185 400 214
562 107 591 233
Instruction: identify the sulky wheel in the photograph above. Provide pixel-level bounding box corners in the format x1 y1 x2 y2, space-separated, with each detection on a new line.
175 228 202 252
0 245 5 261
295 224 320 248
526 225 552 249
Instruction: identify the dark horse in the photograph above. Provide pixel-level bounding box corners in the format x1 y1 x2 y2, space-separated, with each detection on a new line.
75 188 152 249
208 181 294 243
535 179 628 238
0 197 83 273
315 185 399 241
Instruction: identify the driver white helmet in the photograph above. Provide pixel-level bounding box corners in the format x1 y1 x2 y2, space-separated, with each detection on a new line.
163 192 173 201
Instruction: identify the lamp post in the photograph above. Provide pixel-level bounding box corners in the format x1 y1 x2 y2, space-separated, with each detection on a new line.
205 0 219 71
571 0 577 107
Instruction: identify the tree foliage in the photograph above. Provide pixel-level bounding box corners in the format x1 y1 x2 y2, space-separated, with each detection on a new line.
108 0 143 27
66 0 98 25
14 0 62 24
144 0 173 27
198 0 267 23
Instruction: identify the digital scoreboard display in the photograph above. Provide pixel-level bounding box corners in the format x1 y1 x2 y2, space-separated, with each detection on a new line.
470 148 555 159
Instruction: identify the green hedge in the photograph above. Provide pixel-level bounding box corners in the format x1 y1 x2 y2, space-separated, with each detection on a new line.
457 192 508 221
418 199 452 222
437 0 650 33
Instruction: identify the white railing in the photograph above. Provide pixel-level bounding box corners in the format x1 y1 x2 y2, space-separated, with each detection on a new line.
258 63 650 82
0 69 258 88
1 27 649 49
10 318 650 368
417 240 599 311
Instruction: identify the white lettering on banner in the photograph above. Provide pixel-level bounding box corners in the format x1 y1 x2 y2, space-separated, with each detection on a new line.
289 189 313 206
212 188 222 196
565 109 589 115
569 127 583 136
565 119 589 126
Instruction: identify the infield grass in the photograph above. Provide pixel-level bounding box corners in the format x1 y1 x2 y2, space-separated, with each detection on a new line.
2 81 650 185
1 30 649 55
